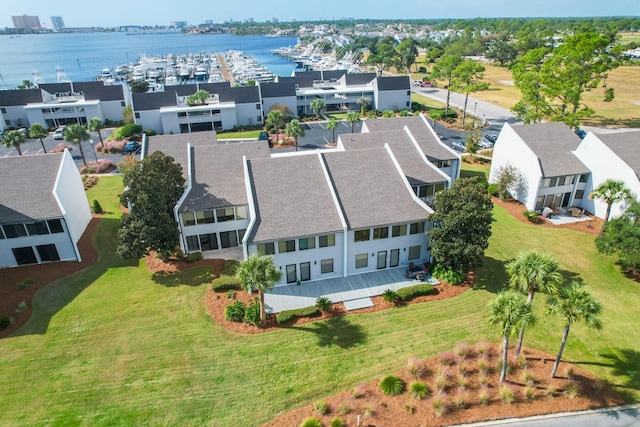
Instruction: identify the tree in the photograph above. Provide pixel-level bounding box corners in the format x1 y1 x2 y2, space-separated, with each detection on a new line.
17 80 34 90
130 80 149 93
485 40 519 67
122 105 134 124
489 290 535 383
430 54 463 114
186 90 210 106
64 123 90 167
284 119 305 152
309 98 326 119
117 151 185 260
465 133 481 155
511 47 549 124
266 110 286 145
596 201 640 277
427 177 493 274
236 255 282 327
546 281 602 378
29 123 48 153
345 111 361 133
357 97 371 116
506 250 563 358
326 117 339 144
88 117 105 147
450 59 490 126
1 130 26 155
364 40 397 76
396 39 419 72
492 164 524 202
590 179 634 224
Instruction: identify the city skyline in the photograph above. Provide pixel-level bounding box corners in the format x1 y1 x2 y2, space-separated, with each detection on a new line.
1 0 638 29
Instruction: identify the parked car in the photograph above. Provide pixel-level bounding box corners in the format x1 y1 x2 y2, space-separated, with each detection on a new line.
52 127 65 140
478 138 494 149
484 133 498 143
575 129 587 139
258 131 272 148
124 141 141 154
451 140 467 152
418 81 432 87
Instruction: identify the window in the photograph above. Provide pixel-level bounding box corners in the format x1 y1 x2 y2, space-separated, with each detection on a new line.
178 112 187 118
321 258 333 274
120 101 126 107
219 230 238 248
199 233 218 251
392 224 407 237
37 244 60 262
562 176 573 186
408 245 421 260
5 120 11 126
535 196 544 211
257 242 275 255
196 210 214 224
406 90 411 95
47 219 64 233
26 221 49 236
435 183 446 192
0 107 6 113
377 251 387 269
410 222 425 234
319 234 335 247
390 249 400 267
216 208 235 222
355 253 368 268
237 229 246 242
286 264 297 283
354 229 370 242
182 212 196 226
373 227 388 239
186 235 200 252
12 247 37 265
299 237 315 250
3 224 27 239
256 103 261 109
574 190 584 200
257 116 262 123
134 112 140 119
579 174 589 183
300 262 311 281
278 240 295 253
235 205 248 220
441 160 452 168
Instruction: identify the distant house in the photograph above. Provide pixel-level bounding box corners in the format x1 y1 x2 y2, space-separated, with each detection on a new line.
0 150 92 268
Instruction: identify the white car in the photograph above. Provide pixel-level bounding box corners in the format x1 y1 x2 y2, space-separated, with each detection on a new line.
478 138 494 149
52 127 65 140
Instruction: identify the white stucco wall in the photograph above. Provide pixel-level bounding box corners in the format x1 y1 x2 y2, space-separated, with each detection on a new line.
262 96 297 119
3 105 30 128
101 100 126 122
375 89 411 112
0 221 78 268
136 110 163 134
235 102 262 128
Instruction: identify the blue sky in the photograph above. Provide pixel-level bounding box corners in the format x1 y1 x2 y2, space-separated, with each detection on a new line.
1 0 638 28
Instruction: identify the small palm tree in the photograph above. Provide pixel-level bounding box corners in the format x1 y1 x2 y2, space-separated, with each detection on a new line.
64 123 90 167
346 111 361 133
2 130 26 155
326 117 339 144
236 255 282 327
88 117 105 147
28 124 48 153
507 250 563 358
590 179 634 224
489 290 535 383
309 98 326 119
546 281 602 378
266 110 285 145
357 97 371 116
284 119 305 152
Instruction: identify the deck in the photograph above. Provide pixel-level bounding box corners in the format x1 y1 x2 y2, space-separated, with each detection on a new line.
264 267 439 314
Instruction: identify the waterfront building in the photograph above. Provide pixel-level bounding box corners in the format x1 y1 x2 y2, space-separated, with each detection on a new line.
12 15 41 31
50 16 65 32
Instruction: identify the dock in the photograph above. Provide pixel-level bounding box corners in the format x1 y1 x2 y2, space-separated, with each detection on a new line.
217 53 234 85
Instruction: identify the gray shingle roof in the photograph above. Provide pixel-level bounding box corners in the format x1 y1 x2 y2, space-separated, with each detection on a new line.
0 89 42 106
259 81 297 98
511 122 589 177
218 85 260 103
180 141 271 213
345 73 377 86
321 70 347 80
322 148 431 229
132 92 177 111
339 130 448 186
363 116 456 161
74 82 125 101
596 131 640 177
0 153 63 224
376 75 411 91
144 132 218 180
247 153 344 243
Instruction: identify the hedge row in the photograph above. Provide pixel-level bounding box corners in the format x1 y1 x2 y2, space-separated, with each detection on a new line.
397 283 436 301
276 305 319 324
211 275 242 292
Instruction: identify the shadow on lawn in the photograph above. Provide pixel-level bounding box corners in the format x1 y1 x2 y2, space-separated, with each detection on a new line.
474 256 508 293
151 266 214 287
289 316 367 349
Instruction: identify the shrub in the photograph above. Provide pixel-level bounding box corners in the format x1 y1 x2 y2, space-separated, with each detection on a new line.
454 342 471 360
16 301 28 313
478 371 489 387
521 370 536 385
92 199 103 214
352 383 365 399
17 278 33 290
409 381 430 400
431 391 447 417
429 109 457 121
477 357 489 374
224 300 246 322
404 403 415 414
454 388 467 409
298 306 319 317
566 367 575 380
399 110 410 117
487 183 499 197
499 384 516 404
0 316 14 330
456 372 468 389
435 368 449 391
211 276 242 292
244 298 260 326
524 210 540 223
563 382 580 399
300 417 322 427
544 383 556 398
313 400 328 415
379 375 405 396
406 356 425 379
338 403 350 415
119 123 143 138
315 296 333 313
184 252 203 263
222 260 240 275
432 264 464 285
330 418 344 427
276 306 318 324
438 351 455 366
523 385 536 401
478 386 490 406
382 289 400 304
517 355 529 369
592 379 605 394
143 129 156 136
226 290 235 299
397 283 435 301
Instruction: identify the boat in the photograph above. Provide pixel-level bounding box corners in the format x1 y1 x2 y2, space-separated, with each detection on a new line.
32 70 46 86
56 66 71 83
194 65 207 81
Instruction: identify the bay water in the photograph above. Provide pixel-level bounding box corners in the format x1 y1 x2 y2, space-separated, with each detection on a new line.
0 31 298 89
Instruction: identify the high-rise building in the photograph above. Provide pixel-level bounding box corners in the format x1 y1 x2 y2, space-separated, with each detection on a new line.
50 16 65 32
12 15 41 31
169 21 187 28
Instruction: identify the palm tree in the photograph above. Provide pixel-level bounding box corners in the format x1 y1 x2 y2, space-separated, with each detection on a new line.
266 110 285 145
489 290 535 383
2 130 26 155
506 250 563 358
88 117 105 147
64 123 90 167
590 179 634 224
236 255 282 327
309 98 326 119
326 117 339 144
346 111 361 133
29 124 48 153
546 281 602 378
357 97 371 116
284 119 305 152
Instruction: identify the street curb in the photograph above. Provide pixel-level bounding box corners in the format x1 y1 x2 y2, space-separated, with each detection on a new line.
450 403 640 426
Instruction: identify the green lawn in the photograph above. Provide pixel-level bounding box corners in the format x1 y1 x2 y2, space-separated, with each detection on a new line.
216 130 262 139
1 174 639 425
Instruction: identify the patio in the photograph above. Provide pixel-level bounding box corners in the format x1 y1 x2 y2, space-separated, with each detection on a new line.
543 212 594 226
264 267 440 314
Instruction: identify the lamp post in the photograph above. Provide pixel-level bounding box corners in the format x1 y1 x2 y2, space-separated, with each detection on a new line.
473 102 478 128
89 139 98 163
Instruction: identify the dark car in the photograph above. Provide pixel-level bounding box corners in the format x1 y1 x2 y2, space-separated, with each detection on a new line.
124 141 141 154
575 129 587 139
258 131 272 148
484 133 498 143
